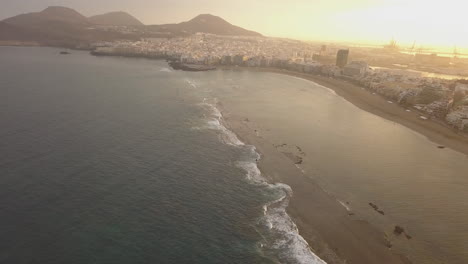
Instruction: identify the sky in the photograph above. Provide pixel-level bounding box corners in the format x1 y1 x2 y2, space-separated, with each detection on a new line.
1 0 468 50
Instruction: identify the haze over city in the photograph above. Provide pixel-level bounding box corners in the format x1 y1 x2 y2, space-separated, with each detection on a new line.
1 0 468 51
2 1 468 264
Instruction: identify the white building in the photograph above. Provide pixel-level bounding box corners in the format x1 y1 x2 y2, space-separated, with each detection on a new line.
343 61 369 77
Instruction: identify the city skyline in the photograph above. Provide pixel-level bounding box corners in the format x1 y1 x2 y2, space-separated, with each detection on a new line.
1 0 467 51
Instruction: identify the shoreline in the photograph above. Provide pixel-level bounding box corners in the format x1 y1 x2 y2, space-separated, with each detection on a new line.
217 68 468 263
224 66 468 157
5 47 464 262
8 44 466 148
3 45 463 263
219 106 412 264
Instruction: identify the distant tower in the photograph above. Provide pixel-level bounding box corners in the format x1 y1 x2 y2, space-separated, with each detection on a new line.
417 45 424 54
320 45 327 55
336 49 349 68
454 46 459 59
384 38 399 51
410 41 416 53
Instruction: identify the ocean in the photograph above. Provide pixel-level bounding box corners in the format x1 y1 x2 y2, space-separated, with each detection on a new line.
0 47 324 264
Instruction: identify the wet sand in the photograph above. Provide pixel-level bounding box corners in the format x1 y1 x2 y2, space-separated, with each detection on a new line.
221 110 412 264
217 68 468 263
234 67 468 157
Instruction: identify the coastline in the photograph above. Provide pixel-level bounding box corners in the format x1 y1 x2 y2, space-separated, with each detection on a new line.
216 67 468 263
40 45 468 153
219 105 413 264
4 46 466 263
225 66 468 157
5 46 466 262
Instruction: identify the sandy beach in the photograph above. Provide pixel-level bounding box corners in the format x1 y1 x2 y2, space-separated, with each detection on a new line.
220 110 412 264
230 67 468 157
216 68 468 264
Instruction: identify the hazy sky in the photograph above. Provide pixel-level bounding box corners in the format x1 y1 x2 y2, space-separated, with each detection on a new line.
1 0 468 49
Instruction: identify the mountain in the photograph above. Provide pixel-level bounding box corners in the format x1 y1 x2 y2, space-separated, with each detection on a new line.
149 14 262 37
3 6 90 27
0 6 138 46
89 11 144 26
0 21 43 41
0 7 262 48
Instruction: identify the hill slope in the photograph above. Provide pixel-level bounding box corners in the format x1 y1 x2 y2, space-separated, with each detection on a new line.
149 14 262 36
89 11 144 26
0 7 138 46
3 6 90 27
0 8 262 47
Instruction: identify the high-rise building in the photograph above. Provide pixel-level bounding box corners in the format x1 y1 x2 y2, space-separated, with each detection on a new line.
320 45 327 55
336 49 349 68
221 55 232 65
232 55 244 66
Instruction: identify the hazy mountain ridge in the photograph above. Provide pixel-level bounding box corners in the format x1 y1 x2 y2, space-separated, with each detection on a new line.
0 6 262 48
89 11 144 26
4 6 90 27
0 7 140 47
149 14 262 36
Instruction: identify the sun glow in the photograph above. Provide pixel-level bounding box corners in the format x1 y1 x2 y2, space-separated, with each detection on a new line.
231 0 468 51
2 0 467 51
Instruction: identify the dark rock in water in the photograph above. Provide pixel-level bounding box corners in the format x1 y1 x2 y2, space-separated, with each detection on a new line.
383 234 392 248
168 61 216 72
295 156 303 165
384 239 393 248
394 225 405 235
394 225 412 239
60 51 71 55
369 202 385 215
296 146 306 156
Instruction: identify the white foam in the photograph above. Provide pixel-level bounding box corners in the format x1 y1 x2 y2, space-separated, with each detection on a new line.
185 79 198 88
295 164 306 174
258 183 327 264
237 161 265 184
197 102 244 146
197 98 326 264
159 67 173 72
288 75 337 96
338 200 351 211
316 84 337 96
236 155 326 264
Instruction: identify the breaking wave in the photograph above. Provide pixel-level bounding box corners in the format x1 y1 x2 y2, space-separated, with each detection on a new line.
185 79 198 88
196 99 244 146
338 200 351 212
159 67 173 72
199 99 326 264
288 75 337 96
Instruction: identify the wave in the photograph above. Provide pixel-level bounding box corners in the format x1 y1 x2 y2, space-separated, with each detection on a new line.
200 100 326 264
185 79 198 88
317 84 337 96
261 192 326 264
196 100 244 146
159 67 173 73
338 200 351 212
288 75 337 96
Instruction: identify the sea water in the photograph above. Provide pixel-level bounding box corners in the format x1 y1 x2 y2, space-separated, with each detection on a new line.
0 47 324 264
